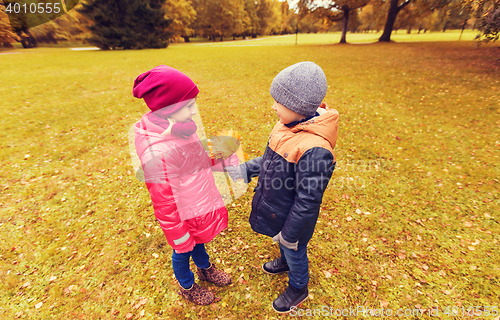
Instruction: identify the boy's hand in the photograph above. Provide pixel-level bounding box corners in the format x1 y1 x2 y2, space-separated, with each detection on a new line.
272 232 298 251
225 165 243 182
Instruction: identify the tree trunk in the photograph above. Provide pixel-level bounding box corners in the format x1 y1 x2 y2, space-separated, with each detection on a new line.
459 18 468 40
17 30 37 48
182 36 190 42
407 26 411 34
340 7 350 44
442 22 448 32
379 0 409 42
220 34 223 41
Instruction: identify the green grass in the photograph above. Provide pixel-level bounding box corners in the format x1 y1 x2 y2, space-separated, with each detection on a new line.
0 38 499 319
189 30 480 46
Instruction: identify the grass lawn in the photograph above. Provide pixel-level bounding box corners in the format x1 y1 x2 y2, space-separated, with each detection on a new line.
192 30 480 46
0 37 499 319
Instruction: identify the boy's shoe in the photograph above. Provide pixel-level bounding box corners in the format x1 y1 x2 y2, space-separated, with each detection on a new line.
177 282 215 305
272 283 308 313
262 257 289 275
197 263 231 286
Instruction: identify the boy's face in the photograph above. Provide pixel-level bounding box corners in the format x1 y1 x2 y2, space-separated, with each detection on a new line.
169 99 198 123
272 101 306 124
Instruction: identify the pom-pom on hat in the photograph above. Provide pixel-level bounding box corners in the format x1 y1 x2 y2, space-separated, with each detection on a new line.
133 65 199 113
270 61 327 117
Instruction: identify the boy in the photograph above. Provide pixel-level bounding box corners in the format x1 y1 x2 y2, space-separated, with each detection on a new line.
227 61 339 313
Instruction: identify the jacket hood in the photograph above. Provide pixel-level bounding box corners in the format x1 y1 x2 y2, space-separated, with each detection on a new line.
290 107 339 150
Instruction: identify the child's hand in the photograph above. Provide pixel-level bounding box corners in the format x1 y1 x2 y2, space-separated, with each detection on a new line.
225 165 243 182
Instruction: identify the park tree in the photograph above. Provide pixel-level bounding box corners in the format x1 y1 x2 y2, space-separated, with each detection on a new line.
0 3 19 47
29 8 91 44
279 0 297 34
378 0 411 41
192 0 246 41
378 0 450 41
78 0 172 49
256 0 283 35
358 3 387 32
2 0 81 48
304 0 371 43
472 0 499 42
163 0 196 42
243 0 260 37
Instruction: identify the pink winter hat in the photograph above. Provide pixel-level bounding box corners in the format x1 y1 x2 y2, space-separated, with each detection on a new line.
133 65 199 113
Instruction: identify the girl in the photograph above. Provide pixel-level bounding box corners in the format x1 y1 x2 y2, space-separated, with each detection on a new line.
132 65 233 305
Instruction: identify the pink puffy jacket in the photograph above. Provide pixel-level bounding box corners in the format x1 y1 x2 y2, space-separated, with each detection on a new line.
134 115 228 253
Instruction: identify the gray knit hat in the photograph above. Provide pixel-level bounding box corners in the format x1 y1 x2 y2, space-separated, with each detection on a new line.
270 61 327 117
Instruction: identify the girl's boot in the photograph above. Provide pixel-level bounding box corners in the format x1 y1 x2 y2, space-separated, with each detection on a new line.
197 263 231 286
178 282 215 305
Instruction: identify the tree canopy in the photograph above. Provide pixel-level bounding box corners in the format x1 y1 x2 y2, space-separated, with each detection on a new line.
78 0 172 49
473 0 500 42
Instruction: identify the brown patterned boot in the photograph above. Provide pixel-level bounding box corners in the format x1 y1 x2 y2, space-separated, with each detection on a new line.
177 282 215 305
197 263 232 287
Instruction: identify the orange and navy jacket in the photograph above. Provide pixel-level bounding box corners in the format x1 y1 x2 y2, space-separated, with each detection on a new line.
243 108 339 245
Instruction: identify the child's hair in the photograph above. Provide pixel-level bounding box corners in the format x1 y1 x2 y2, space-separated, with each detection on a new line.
270 61 327 117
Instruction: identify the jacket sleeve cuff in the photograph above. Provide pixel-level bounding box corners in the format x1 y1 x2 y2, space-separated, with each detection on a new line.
172 232 195 253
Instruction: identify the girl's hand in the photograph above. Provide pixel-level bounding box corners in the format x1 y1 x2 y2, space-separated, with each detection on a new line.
161 118 177 136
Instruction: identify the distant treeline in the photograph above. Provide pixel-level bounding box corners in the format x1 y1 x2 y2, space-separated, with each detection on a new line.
1 0 498 48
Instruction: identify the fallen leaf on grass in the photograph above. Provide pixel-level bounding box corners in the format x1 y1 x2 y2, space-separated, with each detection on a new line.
464 221 473 227
380 300 389 308
397 253 406 260
323 270 332 278
140 310 145 317
64 285 77 295
35 302 42 309
126 313 133 319
49 275 57 282
14 311 23 318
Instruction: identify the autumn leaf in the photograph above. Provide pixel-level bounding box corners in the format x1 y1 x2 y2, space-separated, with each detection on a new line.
380 300 389 308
